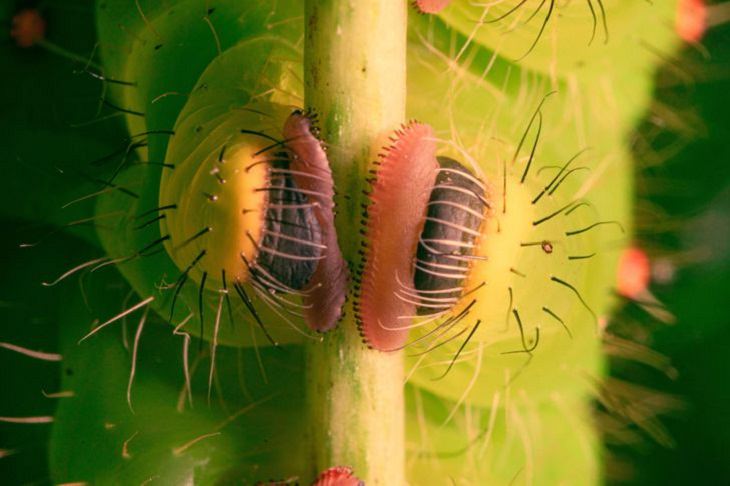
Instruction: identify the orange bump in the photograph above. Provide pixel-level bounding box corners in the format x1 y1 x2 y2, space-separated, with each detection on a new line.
676 0 707 43
617 246 651 300
11 9 46 48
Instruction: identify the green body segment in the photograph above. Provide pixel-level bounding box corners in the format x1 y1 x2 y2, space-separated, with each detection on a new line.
438 0 679 84
49 260 310 484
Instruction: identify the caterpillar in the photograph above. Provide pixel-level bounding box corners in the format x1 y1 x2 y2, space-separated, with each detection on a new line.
0 0 685 484
95 2 628 480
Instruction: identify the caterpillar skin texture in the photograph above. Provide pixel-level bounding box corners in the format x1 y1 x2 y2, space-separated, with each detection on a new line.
160 128 270 287
160 107 336 330
413 157 487 315
357 122 439 351
282 112 348 332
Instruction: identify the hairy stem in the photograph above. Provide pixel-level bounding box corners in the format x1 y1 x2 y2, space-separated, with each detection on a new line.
304 0 407 484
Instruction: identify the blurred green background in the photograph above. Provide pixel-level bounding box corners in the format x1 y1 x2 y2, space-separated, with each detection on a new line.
606 16 730 485
1 1 729 484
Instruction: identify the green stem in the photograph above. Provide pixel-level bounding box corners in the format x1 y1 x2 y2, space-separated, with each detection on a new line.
304 0 407 484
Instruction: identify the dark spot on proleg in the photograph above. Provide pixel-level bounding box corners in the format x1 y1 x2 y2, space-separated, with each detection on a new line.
252 158 323 291
414 157 486 314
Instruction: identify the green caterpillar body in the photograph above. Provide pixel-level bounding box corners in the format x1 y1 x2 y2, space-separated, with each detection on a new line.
28 0 683 483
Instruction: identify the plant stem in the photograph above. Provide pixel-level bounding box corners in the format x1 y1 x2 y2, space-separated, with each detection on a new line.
304 0 407 484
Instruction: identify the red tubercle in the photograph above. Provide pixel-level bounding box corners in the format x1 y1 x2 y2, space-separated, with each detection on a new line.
283 111 348 332
676 0 708 42
312 466 363 486
617 246 651 300
413 0 452 14
11 9 46 48
357 122 439 351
